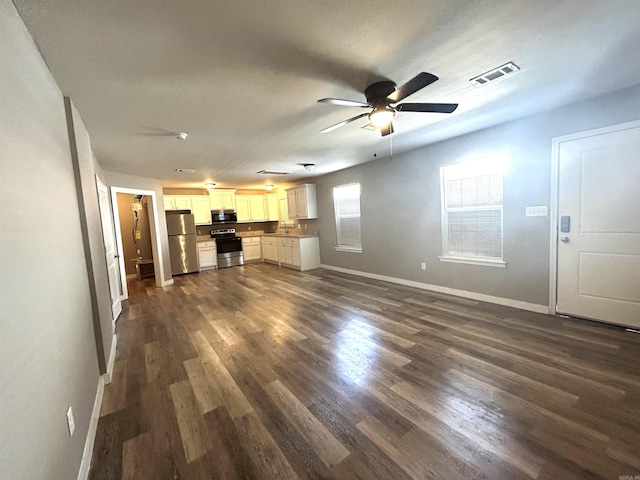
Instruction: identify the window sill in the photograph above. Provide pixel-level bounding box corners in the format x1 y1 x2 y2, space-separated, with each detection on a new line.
438 255 506 268
335 246 363 253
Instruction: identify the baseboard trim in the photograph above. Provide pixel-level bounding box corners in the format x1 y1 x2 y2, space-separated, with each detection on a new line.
103 334 117 384
319 264 550 315
160 278 174 287
77 375 104 480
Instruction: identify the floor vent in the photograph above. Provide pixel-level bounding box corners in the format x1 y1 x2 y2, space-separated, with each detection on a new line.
470 62 520 86
257 170 290 175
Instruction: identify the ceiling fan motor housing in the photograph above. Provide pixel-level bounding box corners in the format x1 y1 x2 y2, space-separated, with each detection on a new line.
364 80 397 106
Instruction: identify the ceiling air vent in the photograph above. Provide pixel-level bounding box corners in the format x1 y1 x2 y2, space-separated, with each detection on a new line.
175 168 196 173
257 170 290 175
470 62 520 86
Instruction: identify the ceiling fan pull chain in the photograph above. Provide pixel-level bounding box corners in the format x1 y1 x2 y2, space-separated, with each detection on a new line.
373 131 377 158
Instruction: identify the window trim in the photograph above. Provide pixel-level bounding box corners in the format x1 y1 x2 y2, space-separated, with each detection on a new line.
439 156 507 266
333 182 362 253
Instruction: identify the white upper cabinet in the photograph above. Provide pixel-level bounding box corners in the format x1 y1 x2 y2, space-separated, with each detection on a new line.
190 196 212 225
286 184 317 219
264 194 279 221
209 189 236 210
235 196 251 222
163 195 212 225
249 196 266 221
164 195 192 211
236 195 268 222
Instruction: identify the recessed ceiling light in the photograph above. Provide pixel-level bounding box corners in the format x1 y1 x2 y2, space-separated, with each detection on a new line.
265 185 274 191
470 62 520 86
205 183 216 189
175 168 196 173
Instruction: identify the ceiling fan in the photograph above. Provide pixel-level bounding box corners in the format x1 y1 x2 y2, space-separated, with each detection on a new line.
317 72 458 136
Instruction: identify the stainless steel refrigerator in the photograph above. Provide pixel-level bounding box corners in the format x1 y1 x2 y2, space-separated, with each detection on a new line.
166 212 199 275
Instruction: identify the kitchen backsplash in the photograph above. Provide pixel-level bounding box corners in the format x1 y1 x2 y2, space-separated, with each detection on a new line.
195 219 319 236
196 221 278 236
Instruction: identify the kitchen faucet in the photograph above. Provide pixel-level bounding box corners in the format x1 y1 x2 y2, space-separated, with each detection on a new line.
281 221 289 234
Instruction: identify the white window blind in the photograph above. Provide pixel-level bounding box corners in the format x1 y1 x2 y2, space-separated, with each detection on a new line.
440 155 507 266
333 183 362 252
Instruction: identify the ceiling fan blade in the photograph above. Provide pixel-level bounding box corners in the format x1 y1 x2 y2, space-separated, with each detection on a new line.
317 98 370 108
387 72 438 103
396 102 458 114
380 122 394 137
320 113 369 133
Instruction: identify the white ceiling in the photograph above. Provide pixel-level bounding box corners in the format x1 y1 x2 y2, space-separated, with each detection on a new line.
14 0 640 189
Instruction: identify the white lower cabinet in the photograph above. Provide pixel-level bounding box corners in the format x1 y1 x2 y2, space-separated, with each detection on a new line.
261 235 319 271
242 236 262 262
197 241 217 270
261 237 279 263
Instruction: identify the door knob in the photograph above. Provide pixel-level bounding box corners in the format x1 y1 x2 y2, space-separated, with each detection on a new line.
560 236 570 243
114 254 120 258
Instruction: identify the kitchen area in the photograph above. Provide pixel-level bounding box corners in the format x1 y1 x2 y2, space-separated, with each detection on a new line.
164 184 320 276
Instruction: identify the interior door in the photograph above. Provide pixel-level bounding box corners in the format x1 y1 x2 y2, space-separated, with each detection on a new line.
556 122 640 328
96 176 123 321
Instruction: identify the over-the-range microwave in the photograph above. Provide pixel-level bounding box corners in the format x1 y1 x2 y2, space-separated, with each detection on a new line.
211 209 237 224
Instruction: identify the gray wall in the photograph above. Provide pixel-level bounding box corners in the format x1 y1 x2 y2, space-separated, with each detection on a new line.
0 1 101 478
316 84 640 307
66 98 114 373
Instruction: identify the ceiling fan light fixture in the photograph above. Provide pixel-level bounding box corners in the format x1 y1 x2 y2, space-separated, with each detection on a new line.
175 132 188 140
368 107 395 127
265 184 274 191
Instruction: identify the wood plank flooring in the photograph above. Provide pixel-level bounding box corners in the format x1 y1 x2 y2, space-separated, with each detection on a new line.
90 263 640 479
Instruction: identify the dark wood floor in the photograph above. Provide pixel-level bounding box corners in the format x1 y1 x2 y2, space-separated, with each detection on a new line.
90 263 640 479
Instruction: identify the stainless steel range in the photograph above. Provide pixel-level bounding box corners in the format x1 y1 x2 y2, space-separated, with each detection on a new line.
210 228 244 268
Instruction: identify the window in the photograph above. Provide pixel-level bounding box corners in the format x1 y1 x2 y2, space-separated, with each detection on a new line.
439 155 507 267
333 183 362 252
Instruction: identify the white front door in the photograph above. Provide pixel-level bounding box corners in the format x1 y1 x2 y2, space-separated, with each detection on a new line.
555 121 640 329
96 176 123 322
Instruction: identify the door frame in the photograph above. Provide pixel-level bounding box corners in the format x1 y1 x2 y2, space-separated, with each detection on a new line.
110 186 165 302
549 119 640 315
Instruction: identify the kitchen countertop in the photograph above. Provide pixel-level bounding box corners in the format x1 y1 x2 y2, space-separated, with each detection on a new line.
261 232 319 238
197 232 318 241
196 235 215 243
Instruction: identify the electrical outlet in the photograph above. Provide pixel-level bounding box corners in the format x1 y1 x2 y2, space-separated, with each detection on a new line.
420 262 427 271
67 407 75 436
304 224 307 230
297 224 301 229
248 226 252 230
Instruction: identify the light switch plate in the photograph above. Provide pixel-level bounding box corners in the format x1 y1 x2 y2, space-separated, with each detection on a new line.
525 206 548 217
